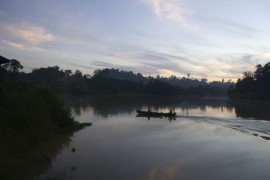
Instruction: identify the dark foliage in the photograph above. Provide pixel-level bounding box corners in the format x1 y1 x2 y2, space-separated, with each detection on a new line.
2 59 23 73
0 56 90 179
15 65 232 97
93 68 233 89
0 55 233 97
229 62 270 100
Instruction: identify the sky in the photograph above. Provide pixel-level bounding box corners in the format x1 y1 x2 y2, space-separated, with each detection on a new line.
1 0 270 81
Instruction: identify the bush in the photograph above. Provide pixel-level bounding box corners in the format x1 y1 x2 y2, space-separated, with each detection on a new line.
0 82 89 179
0 82 78 147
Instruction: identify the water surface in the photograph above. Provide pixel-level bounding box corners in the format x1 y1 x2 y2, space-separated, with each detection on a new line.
41 97 270 180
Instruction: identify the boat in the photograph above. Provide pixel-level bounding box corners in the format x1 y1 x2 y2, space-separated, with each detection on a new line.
136 110 176 117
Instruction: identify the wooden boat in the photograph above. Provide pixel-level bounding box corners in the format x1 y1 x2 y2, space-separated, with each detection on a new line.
136 110 176 117
162 112 177 117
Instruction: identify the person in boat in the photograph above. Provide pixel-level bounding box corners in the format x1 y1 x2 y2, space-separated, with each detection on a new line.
169 109 172 115
148 107 151 113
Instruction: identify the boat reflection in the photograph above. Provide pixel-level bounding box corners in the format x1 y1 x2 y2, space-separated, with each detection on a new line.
136 113 176 121
65 95 270 121
66 95 235 118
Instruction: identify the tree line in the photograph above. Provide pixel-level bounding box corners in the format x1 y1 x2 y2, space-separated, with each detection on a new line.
0 56 234 97
93 68 233 89
229 62 270 100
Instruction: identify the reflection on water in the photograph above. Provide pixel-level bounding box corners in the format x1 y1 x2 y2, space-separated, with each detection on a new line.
0 131 72 180
66 95 270 121
232 100 270 120
38 96 270 180
67 95 235 118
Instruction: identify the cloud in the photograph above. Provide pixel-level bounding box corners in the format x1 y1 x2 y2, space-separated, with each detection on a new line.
87 46 270 81
207 18 261 39
3 40 24 49
194 51 270 81
141 0 191 25
92 49 199 78
2 40 44 51
133 50 199 64
91 60 161 76
129 49 202 76
221 20 258 34
0 23 54 43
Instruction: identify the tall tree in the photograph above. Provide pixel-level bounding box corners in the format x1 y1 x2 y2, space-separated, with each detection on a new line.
2 59 23 73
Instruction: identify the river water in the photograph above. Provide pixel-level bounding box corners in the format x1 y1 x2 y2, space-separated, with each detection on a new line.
41 96 270 180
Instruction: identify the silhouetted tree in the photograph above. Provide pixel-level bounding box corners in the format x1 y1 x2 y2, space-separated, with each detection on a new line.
93 69 102 76
230 62 270 100
243 71 254 78
2 59 23 73
0 56 9 62
83 74 91 79
74 70 82 78
201 78 207 84
64 70 73 77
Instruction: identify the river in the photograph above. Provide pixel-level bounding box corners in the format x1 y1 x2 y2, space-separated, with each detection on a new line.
40 96 270 180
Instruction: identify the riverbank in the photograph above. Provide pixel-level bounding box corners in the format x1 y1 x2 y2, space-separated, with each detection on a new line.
0 81 91 180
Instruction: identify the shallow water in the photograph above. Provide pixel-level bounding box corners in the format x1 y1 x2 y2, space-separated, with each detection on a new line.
41 97 270 180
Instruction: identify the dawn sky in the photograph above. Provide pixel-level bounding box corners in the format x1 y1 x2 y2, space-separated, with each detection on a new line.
1 0 270 81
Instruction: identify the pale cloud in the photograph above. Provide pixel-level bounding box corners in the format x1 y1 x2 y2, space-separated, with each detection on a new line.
194 51 270 81
2 40 45 52
0 23 54 43
141 0 191 25
3 40 24 49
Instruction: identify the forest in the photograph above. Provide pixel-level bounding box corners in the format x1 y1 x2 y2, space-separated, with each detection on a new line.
1 55 233 97
229 62 270 100
3 55 270 100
